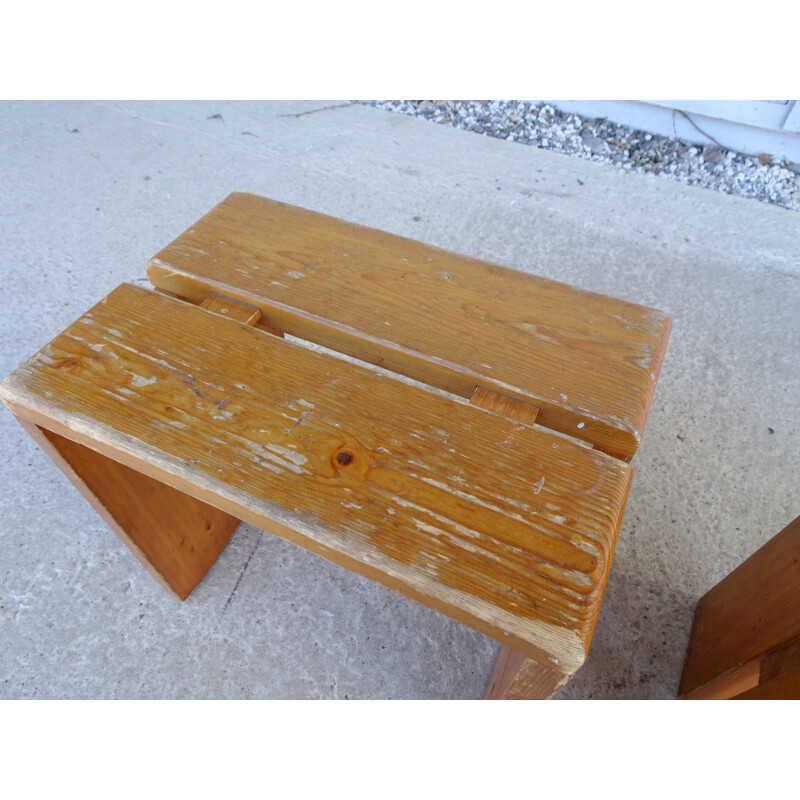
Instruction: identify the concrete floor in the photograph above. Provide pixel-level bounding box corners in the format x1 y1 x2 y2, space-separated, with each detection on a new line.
0 100 797 699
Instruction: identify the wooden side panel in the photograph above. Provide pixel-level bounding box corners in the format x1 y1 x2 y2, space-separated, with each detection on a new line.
0 283 634 668
679 514 800 697
146 192 671 460
15 418 240 600
483 644 570 699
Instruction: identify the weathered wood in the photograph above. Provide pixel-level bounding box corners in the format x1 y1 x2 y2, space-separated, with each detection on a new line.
472 386 573 698
483 644 569 699
146 193 671 460
14 417 240 600
679 514 800 698
1 194 671 698
0 283 634 669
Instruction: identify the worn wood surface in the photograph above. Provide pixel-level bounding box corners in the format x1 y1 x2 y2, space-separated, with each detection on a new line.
147 193 671 460
0 283 634 668
679 514 800 697
471 387 573 698
14 418 240 600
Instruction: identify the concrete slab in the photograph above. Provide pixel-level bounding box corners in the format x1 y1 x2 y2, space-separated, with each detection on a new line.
1 100 797 699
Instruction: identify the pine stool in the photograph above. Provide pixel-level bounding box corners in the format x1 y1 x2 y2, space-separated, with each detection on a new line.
0 193 671 699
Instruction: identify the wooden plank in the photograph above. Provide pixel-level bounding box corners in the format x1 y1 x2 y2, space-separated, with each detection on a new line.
146 193 671 460
0 283 634 668
733 668 800 700
679 514 800 697
474 387 575 697
14 417 240 600
483 644 570 699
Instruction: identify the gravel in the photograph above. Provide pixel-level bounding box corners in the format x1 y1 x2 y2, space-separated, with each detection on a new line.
363 100 800 212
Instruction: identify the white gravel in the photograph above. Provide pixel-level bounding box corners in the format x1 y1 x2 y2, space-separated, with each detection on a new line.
364 100 800 212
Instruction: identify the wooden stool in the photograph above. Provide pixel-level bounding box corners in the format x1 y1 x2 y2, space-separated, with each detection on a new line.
679 514 800 700
0 193 671 699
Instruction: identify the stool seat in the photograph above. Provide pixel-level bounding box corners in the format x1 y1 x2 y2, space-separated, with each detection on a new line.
0 193 671 698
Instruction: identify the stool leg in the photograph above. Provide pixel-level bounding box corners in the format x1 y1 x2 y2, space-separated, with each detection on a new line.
679 514 800 699
483 644 571 699
16 417 241 600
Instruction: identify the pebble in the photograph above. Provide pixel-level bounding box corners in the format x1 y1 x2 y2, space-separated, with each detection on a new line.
363 100 800 212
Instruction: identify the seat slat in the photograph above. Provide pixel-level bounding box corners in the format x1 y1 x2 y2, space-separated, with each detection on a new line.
147 193 671 460
0 283 632 668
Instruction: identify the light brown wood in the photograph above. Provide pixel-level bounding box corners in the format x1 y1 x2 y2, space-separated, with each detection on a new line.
498 658 571 700
679 514 800 698
1 194 672 698
146 193 671 460
732 668 800 700
200 292 262 325
483 643 520 698
0 282 635 669
473 386 574 698
483 644 569 699
471 386 539 427
14 417 240 600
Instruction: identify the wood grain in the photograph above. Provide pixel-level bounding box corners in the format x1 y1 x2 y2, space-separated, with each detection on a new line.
679 514 800 697
483 644 569 699
146 193 671 460
471 386 539 427
681 657 761 700
200 292 262 325
14 418 240 600
483 643 521 698
0 283 634 668
760 634 800 685
732 668 800 700
473 387 572 698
